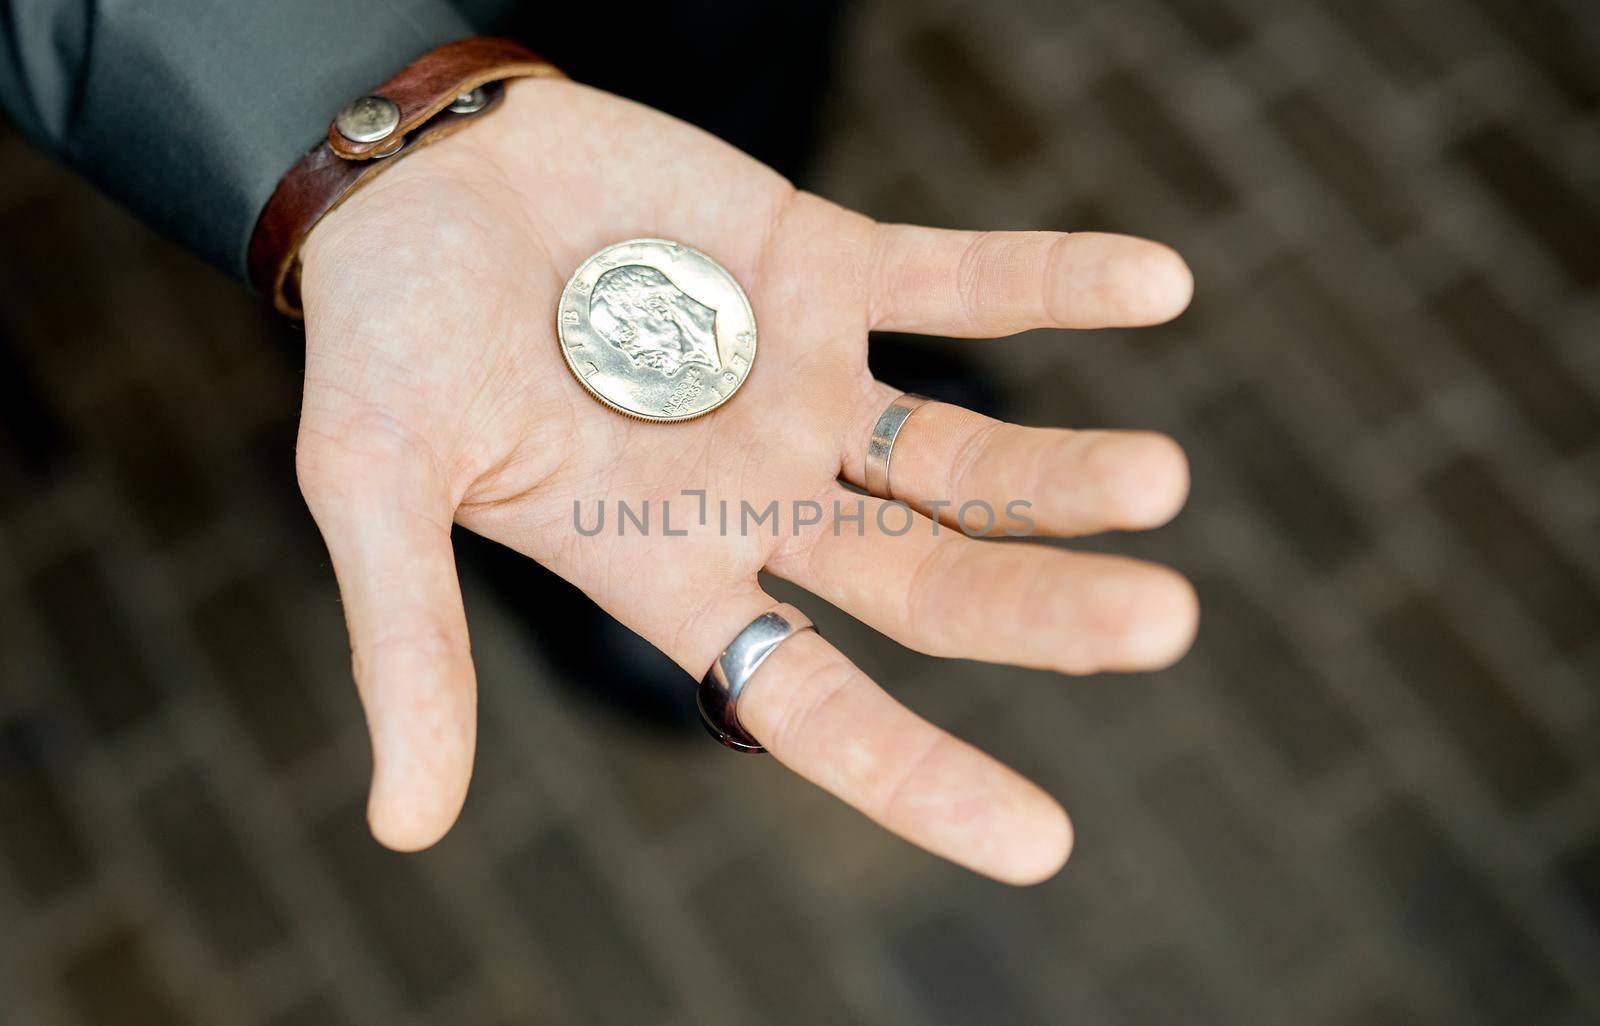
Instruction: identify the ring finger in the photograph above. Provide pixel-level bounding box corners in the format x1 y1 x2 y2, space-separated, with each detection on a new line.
844 382 1190 537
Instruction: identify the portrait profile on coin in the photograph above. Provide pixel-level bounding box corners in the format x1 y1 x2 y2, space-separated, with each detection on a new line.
588 264 722 376
559 239 755 422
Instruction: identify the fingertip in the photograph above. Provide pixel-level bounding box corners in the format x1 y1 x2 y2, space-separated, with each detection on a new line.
996 797 1075 886
1130 569 1201 671
363 689 475 852
368 806 445 853
1110 239 1192 326
1052 233 1194 328
1143 244 1195 324
1091 431 1191 529
367 762 470 852
1071 562 1199 675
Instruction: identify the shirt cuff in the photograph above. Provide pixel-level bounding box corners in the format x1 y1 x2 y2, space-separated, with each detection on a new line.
10 0 473 280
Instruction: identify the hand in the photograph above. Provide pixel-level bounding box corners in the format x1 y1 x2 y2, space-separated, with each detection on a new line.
295 78 1197 884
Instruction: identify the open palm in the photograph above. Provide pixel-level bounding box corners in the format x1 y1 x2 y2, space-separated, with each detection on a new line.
295 78 1197 883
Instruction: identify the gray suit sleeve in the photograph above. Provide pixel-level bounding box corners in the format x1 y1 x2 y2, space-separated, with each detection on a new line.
0 0 471 279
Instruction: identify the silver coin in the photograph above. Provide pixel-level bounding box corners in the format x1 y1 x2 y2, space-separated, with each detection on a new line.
556 239 757 422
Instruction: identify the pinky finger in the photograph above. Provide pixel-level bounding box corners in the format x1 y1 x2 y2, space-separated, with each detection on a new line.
870 225 1193 336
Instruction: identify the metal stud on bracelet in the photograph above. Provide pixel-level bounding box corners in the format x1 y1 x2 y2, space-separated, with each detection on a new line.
334 95 401 144
248 37 564 317
448 87 489 114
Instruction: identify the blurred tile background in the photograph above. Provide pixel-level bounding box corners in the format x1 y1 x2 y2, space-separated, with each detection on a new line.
2 0 1599 1023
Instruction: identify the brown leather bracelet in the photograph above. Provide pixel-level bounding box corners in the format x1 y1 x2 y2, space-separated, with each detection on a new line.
247 37 564 318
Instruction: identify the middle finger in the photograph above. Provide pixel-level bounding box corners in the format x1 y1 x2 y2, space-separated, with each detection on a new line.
767 488 1198 676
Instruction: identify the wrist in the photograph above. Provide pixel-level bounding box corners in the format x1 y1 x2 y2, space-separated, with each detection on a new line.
248 38 564 317
299 78 580 303
297 116 503 293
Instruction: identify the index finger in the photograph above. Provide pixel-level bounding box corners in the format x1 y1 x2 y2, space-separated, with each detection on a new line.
738 629 1073 885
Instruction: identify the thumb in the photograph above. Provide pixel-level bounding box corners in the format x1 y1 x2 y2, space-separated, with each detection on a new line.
296 415 476 851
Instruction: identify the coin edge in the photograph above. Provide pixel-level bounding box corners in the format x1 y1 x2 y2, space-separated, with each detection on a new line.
555 238 758 424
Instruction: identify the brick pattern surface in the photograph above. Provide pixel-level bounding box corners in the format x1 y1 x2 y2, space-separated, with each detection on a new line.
3 0 1600 1023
